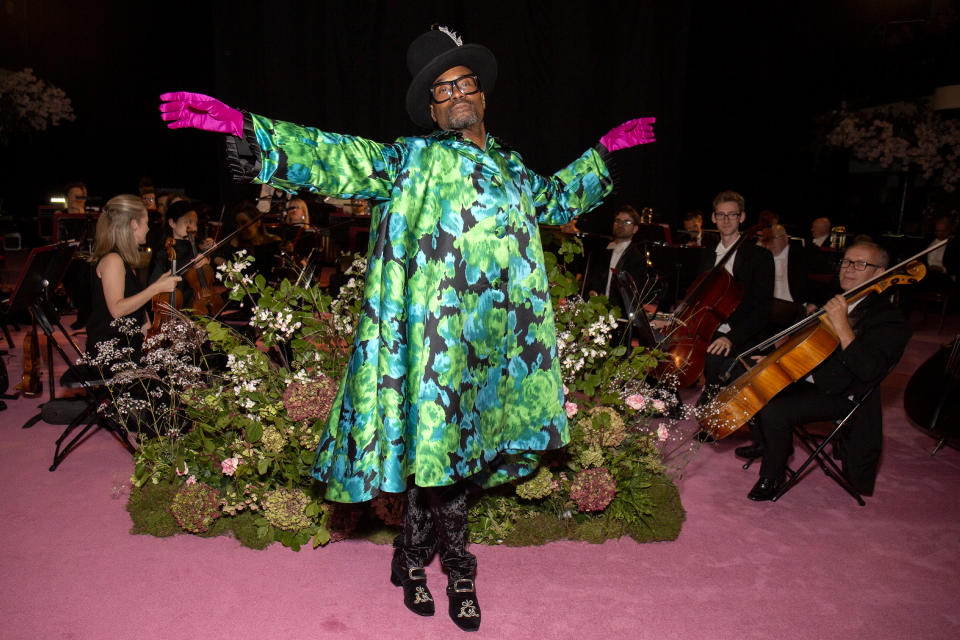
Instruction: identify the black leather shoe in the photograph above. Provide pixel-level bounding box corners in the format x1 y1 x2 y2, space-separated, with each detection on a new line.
747 477 781 501
390 551 434 616
447 578 481 632
734 443 765 459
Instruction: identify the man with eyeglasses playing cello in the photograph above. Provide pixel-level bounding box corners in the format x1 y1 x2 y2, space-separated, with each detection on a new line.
736 241 911 501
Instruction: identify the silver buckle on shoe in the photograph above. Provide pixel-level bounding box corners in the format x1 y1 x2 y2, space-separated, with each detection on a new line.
452 578 475 593
407 567 427 581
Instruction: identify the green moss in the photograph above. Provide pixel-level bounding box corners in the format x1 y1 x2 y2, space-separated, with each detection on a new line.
624 475 685 543
127 482 179 537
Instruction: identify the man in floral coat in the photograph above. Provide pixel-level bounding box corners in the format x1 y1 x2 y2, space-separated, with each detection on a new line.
161 25 655 632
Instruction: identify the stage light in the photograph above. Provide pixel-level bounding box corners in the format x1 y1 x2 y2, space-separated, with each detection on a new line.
50 196 66 204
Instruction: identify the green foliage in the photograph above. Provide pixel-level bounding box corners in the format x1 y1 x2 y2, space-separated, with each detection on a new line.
124 240 688 551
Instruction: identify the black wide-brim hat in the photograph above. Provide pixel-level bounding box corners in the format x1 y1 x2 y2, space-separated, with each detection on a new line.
405 26 497 130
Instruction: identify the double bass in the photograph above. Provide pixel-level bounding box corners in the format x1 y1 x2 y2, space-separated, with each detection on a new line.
699 253 933 440
654 226 760 387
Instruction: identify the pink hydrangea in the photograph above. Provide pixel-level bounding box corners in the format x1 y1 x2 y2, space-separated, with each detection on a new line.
283 374 338 422
625 394 645 410
565 401 579 418
569 467 616 512
221 457 240 476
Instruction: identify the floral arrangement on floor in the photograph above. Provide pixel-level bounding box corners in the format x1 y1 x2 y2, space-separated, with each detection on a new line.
825 100 960 192
108 240 695 551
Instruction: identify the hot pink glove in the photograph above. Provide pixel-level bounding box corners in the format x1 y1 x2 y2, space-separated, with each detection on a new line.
599 117 656 152
159 92 243 138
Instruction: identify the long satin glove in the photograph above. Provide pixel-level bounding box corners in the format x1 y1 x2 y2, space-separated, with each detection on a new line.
599 117 656 151
159 91 244 137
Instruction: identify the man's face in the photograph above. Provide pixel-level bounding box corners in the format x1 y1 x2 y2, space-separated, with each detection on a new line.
712 201 744 236
683 217 702 233
764 230 789 256
429 65 485 132
839 245 882 292
812 217 830 238
934 219 951 240
612 212 638 240
67 186 87 210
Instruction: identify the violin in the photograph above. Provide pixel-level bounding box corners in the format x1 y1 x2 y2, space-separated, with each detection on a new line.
16 316 42 398
699 258 928 439
185 233 225 316
148 237 184 339
654 226 761 387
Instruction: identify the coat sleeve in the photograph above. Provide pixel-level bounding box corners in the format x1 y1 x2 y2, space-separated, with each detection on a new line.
224 112 406 200
529 144 614 225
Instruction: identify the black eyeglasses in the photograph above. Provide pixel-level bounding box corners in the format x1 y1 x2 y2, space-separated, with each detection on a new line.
839 259 881 271
713 212 741 221
430 74 481 103
613 218 637 226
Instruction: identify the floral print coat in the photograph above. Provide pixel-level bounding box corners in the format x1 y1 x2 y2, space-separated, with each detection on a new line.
232 114 613 502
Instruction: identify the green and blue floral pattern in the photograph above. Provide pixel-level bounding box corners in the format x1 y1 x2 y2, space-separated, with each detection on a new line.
248 114 613 502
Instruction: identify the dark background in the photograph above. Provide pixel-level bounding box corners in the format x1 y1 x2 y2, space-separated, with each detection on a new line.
1 0 957 240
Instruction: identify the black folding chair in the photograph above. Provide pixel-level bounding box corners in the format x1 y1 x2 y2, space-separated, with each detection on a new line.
769 385 881 506
48 364 136 471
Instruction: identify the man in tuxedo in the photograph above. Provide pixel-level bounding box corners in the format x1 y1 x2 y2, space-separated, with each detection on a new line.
584 205 655 341
810 216 831 248
923 215 959 288
760 224 823 329
738 241 911 500
696 190 774 398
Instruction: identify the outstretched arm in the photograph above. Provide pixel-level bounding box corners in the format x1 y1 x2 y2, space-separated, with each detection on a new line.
159 92 403 200
532 117 657 225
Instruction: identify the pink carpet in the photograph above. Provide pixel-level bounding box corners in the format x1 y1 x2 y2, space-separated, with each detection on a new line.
1 313 958 639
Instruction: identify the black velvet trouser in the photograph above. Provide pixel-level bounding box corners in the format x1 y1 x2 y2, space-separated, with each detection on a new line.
394 482 477 582
753 381 855 481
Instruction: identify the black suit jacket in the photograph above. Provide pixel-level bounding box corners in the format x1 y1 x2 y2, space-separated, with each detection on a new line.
811 292 912 493
697 238 774 350
584 241 653 315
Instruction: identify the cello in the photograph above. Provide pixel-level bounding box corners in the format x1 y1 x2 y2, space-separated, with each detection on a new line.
654 226 761 387
699 250 936 440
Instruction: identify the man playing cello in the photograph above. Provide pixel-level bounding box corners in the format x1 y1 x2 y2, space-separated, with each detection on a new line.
737 241 911 501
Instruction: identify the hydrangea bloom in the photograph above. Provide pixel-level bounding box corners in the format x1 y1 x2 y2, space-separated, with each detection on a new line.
580 406 627 448
569 467 616 512
516 465 559 500
262 487 312 531
282 374 337 422
169 482 221 533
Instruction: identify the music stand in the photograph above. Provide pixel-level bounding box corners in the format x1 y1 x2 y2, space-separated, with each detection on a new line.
6 243 89 427
613 269 659 348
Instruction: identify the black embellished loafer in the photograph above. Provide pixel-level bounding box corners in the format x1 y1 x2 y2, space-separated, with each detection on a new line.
747 477 781 501
734 443 765 459
447 578 481 632
390 555 434 616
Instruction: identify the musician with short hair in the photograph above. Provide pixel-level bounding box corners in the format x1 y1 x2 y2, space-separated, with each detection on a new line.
738 241 911 500
697 190 774 401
